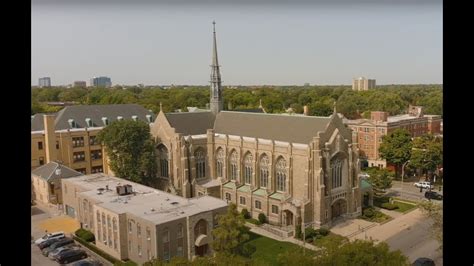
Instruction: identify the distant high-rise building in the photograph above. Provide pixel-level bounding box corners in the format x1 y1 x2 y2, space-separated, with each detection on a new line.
38 77 51 88
73 81 87 88
90 76 112 88
352 77 376 91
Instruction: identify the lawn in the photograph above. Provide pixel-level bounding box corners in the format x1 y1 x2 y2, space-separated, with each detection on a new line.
313 233 348 248
242 231 315 266
391 200 417 213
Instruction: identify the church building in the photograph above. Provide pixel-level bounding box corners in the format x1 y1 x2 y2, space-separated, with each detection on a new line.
150 22 362 229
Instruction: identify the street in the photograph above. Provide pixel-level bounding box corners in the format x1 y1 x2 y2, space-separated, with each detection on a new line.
387 180 443 202
352 208 442 265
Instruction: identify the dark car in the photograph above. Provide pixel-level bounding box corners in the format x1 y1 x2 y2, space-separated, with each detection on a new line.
42 237 74 256
413 257 435 266
56 249 87 264
425 191 443 200
38 238 61 250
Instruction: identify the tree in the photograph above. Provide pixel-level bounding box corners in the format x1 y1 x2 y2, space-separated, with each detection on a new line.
211 203 249 255
379 129 413 178
409 134 442 181
365 168 395 196
418 201 442 251
97 120 157 183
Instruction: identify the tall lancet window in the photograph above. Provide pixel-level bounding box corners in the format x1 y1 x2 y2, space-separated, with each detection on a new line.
158 145 169 178
259 154 269 188
276 157 287 192
216 148 224 178
331 158 343 189
244 153 253 185
229 150 238 181
195 149 206 179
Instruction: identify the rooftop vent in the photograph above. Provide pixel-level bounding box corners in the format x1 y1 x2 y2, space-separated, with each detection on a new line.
150 208 155 212
97 188 105 195
171 202 179 205
116 184 133 196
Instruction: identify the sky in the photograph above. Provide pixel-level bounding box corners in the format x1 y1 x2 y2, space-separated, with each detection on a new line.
32 1 442 86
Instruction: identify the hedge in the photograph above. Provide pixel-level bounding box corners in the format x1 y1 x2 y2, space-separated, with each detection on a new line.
247 218 261 225
241 208 250 219
75 228 95 242
73 236 120 264
363 208 375 218
381 203 399 210
258 213 267 224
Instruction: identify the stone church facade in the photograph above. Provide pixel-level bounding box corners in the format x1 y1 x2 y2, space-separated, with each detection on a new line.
150 22 362 229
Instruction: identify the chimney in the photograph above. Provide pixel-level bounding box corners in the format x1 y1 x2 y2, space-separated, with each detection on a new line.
43 115 57 163
370 111 388 122
303 105 309 116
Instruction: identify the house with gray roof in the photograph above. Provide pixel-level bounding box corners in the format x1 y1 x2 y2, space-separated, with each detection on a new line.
31 162 83 205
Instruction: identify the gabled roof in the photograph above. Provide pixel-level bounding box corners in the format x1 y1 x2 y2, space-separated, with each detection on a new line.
31 104 154 131
164 111 215 135
31 162 83 182
213 111 331 144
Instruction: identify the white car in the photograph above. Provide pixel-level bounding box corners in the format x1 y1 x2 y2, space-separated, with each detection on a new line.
34 231 65 245
414 181 433 189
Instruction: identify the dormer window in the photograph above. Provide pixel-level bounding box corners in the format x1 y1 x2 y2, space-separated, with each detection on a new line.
132 115 138 122
102 117 109 126
117 116 123 121
68 119 76 128
146 114 152 123
85 118 92 127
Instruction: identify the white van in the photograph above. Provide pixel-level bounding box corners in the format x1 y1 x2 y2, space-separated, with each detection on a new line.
34 231 65 245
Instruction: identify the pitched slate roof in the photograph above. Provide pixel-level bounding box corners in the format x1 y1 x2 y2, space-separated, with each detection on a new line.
213 111 331 144
31 104 154 131
31 162 83 182
164 111 216 135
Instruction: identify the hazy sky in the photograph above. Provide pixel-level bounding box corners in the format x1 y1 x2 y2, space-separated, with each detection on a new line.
32 1 442 86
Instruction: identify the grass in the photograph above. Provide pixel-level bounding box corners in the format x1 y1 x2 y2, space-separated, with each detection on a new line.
241 231 315 265
313 233 348 248
246 218 262 225
391 200 417 213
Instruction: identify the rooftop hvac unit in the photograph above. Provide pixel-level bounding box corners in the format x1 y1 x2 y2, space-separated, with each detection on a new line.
116 185 127 196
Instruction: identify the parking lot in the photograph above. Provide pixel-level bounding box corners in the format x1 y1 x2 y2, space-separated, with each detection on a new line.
31 203 111 266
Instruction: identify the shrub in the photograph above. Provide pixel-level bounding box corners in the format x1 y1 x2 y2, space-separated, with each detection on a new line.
363 208 375 218
316 228 330 236
258 213 266 224
240 243 256 258
381 203 399 210
295 224 302 239
75 228 95 242
305 228 317 239
247 218 261 225
241 208 250 219
73 236 119 264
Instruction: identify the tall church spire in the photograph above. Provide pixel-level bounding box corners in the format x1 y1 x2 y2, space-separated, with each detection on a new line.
210 21 223 115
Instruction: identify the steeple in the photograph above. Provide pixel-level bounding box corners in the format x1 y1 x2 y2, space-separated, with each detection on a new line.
210 21 223 115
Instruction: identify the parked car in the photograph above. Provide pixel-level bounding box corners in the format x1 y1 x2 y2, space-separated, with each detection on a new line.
42 237 74 256
413 257 435 266
56 249 88 264
34 231 65 245
72 259 103 266
49 246 74 260
38 238 61 250
425 191 443 200
414 181 433 189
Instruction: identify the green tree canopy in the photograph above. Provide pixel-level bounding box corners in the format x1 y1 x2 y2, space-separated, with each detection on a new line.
379 129 413 178
409 134 442 180
211 203 249 255
365 167 395 196
97 120 157 183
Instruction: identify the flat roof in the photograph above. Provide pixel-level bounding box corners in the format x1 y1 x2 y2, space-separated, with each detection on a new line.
66 174 227 225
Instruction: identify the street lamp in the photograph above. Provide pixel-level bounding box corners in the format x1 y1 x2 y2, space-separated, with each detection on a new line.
401 160 410 197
